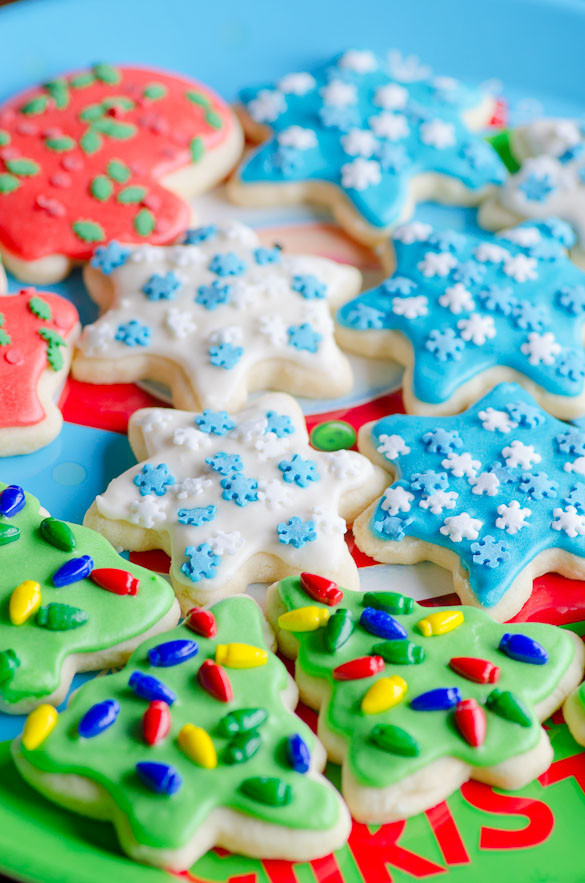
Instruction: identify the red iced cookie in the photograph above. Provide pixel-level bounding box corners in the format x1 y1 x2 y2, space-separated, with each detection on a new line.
0 63 243 282
0 289 80 454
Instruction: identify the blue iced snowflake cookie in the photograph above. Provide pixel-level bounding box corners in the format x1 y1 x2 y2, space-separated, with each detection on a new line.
353 382 585 621
228 49 505 244
336 217 585 418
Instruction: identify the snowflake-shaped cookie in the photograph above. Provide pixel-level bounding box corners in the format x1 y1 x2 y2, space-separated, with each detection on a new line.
353 382 585 620
337 217 585 418
74 221 360 410
228 49 505 244
479 117 585 268
86 393 387 608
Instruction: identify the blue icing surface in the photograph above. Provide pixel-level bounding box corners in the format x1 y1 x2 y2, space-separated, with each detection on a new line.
238 49 505 229
367 382 585 608
337 217 585 405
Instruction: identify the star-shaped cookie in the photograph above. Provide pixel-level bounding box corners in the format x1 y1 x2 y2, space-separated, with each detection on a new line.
0 63 242 283
84 393 388 609
479 117 585 268
353 382 585 621
74 221 361 410
227 49 505 245
336 217 585 418
0 288 80 455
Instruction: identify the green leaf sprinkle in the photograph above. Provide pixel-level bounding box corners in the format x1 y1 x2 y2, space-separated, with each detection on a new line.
190 136 205 163
20 95 49 116
92 63 122 85
143 83 167 101
28 297 52 321
117 185 146 204
90 176 113 202
107 159 131 184
79 104 104 122
133 208 155 237
39 328 67 371
5 158 40 177
0 131 10 147
80 130 102 155
186 90 211 109
72 219 106 243
45 136 76 152
205 110 223 130
102 95 134 111
0 329 11 346
44 79 70 109
0 174 19 195
92 119 136 140
70 71 95 89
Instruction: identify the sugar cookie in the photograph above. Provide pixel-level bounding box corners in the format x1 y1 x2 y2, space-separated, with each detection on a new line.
12 595 350 869
84 393 388 610
0 64 243 283
228 49 505 246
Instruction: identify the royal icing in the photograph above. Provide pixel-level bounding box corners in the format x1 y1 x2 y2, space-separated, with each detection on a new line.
234 49 505 233
273 575 576 791
16 596 345 859
0 64 237 265
0 483 177 708
0 289 78 430
92 394 381 603
76 222 359 410
336 218 585 412
358 382 585 611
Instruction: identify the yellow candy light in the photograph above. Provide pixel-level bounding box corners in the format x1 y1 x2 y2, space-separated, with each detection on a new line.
22 704 58 750
417 610 464 637
178 724 217 769
361 675 408 715
215 643 268 669
277 606 330 632
9 580 41 626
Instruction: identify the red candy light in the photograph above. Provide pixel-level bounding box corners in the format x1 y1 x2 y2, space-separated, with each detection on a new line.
333 655 384 681
300 572 343 607
142 700 171 746
90 568 140 596
185 607 217 638
449 657 500 684
454 698 486 747
197 659 233 702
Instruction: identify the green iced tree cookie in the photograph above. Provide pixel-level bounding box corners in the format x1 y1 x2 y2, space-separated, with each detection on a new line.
12 595 350 870
0 482 179 712
267 573 584 823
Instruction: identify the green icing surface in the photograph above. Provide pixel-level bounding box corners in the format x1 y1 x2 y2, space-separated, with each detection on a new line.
19 596 342 851
0 485 176 705
275 577 575 788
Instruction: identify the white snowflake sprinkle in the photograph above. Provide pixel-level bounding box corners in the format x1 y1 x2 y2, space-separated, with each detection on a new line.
441 451 481 478
376 433 410 460
440 512 482 542
381 485 414 515
501 440 541 469
495 500 531 534
521 332 561 366
478 408 518 433
438 283 475 314
457 313 496 346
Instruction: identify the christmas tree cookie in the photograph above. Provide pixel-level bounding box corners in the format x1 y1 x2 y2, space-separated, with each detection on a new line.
0 63 243 283
353 382 585 621
0 288 80 455
74 220 361 411
0 483 180 713
336 217 585 419
267 573 584 822
84 393 387 610
227 49 505 246
12 595 350 869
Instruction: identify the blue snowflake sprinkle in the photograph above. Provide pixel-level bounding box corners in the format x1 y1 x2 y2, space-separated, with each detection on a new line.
470 535 510 568
277 517 317 548
221 473 259 506
425 328 464 362
477 285 516 315
451 260 485 286
382 276 417 295
487 463 519 485
557 285 585 315
345 303 385 330
519 173 556 202
410 470 449 495
265 411 294 437
555 428 585 455
376 142 410 173
564 484 585 511
115 320 151 347
505 400 545 428
528 238 564 261
460 140 496 171
557 349 585 382
278 454 320 487
183 225 218 244
209 342 244 369
196 280 231 310
318 105 360 131
134 463 175 496
177 505 216 526
182 543 221 582
194 410 235 435
373 513 413 540
511 301 548 331
537 217 575 247
287 323 322 352
428 231 466 253
518 471 559 500
422 429 463 454
254 246 281 265
142 272 181 301
269 146 302 176
91 240 130 274
209 252 247 277
292 274 327 300
205 452 243 475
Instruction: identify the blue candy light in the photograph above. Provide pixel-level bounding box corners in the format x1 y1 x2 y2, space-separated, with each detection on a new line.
410 687 462 711
360 607 408 641
128 671 177 705
78 699 120 738
286 733 311 773
0 485 25 517
498 633 549 665
147 639 199 667
52 554 94 587
136 761 182 795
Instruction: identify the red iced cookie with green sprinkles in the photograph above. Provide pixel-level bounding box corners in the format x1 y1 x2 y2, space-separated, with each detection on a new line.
0 63 243 283
267 573 585 823
0 288 80 455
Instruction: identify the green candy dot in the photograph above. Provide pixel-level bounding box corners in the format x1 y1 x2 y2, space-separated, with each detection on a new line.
0 174 19 195
310 420 356 452
134 208 155 237
117 185 146 204
205 110 223 130
190 136 204 163
90 175 113 202
107 158 131 183
45 135 75 152
5 158 40 177
80 130 102 155
143 83 167 101
186 90 211 109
